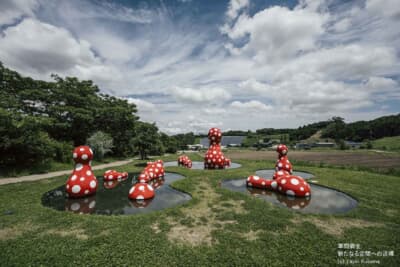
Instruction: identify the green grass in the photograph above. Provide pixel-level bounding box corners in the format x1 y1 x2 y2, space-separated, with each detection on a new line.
0 156 399 266
372 136 400 151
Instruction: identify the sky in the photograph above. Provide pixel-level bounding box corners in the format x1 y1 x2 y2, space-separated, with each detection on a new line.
0 0 399 134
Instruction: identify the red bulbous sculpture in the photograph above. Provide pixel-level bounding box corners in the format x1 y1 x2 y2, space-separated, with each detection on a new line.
204 128 231 169
65 146 98 198
178 155 192 168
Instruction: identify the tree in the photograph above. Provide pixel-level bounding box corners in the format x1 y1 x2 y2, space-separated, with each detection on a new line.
160 133 178 153
131 122 164 160
87 131 114 161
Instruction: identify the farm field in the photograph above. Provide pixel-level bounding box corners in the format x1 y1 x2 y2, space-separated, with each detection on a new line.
0 152 399 266
225 150 400 173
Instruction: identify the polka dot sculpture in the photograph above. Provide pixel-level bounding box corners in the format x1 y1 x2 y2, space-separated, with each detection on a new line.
246 144 311 198
178 155 192 168
65 146 98 198
204 128 231 169
129 159 164 201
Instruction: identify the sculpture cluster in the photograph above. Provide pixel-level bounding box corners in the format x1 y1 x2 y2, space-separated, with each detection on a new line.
204 128 231 169
128 160 165 201
246 144 311 198
178 155 192 168
65 146 98 198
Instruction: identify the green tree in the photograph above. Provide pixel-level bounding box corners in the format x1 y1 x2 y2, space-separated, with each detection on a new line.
87 131 114 161
131 122 164 160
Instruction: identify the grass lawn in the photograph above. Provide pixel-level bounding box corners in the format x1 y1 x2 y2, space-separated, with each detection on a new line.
372 136 400 151
0 153 399 266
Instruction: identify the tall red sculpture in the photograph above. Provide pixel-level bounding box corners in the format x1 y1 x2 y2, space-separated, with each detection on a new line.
65 146 98 198
204 128 231 169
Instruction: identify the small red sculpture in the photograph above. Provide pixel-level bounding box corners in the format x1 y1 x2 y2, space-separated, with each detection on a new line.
178 155 192 168
204 128 231 169
103 169 128 181
65 146 98 198
128 182 155 200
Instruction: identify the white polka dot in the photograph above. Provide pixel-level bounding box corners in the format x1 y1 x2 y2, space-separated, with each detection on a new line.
75 164 83 171
129 187 135 194
285 164 289 169
148 185 154 191
278 163 283 167
136 195 144 200
66 184 70 189
89 148 93 154
71 203 80 211
72 185 81 194
290 178 299 185
80 177 85 181
80 148 84 151
253 176 260 180
305 192 310 196
139 185 145 191
73 153 77 158
281 179 286 184
282 149 287 154
81 154 88 160
89 180 97 188
86 170 92 176
286 190 295 196
71 175 77 181
89 201 96 209
271 181 277 189
247 177 250 181
108 175 113 179
300 187 304 191
261 181 265 186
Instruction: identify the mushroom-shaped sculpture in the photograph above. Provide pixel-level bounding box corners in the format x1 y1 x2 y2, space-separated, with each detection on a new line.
246 175 272 189
103 180 121 190
275 156 293 174
204 128 231 169
277 144 289 156
137 172 151 183
128 183 155 200
65 146 98 198
178 155 192 168
103 170 128 181
273 170 290 180
143 161 165 179
275 175 311 197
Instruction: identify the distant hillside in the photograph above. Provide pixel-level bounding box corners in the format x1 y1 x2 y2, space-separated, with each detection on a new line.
372 136 400 151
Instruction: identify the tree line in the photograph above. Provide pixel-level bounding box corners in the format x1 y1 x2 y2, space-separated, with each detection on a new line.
0 63 188 168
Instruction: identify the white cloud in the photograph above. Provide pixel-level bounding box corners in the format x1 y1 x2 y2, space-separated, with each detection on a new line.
170 87 231 103
0 0 39 25
226 0 249 20
0 18 119 82
366 0 400 18
230 100 272 112
222 5 327 63
126 97 156 111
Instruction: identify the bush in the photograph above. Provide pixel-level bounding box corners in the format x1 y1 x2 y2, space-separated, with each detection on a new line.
87 131 114 161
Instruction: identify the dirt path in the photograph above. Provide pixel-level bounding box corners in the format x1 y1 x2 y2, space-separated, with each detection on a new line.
0 159 133 186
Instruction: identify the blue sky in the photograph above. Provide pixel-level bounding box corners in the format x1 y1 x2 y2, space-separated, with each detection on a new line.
0 0 399 134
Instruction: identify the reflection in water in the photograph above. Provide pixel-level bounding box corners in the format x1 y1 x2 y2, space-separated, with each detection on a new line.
42 172 191 215
221 178 357 214
246 187 311 209
164 161 241 170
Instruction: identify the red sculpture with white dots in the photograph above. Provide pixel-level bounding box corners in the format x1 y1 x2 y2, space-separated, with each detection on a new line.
246 144 311 197
204 128 231 169
65 146 98 198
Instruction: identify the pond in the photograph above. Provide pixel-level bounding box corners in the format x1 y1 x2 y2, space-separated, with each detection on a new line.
42 172 191 215
221 178 358 214
164 161 241 169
